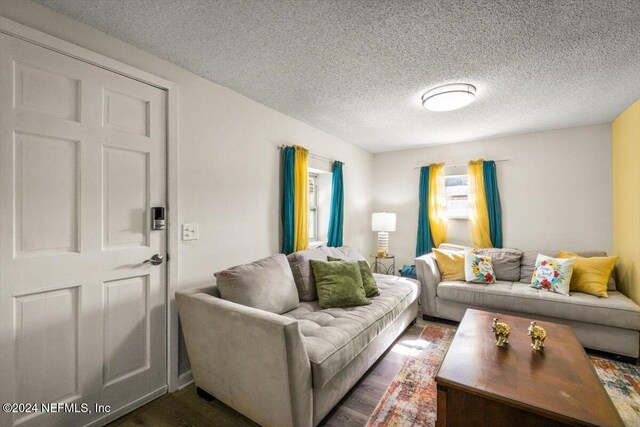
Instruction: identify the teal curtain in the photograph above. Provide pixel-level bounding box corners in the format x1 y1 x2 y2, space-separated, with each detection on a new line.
482 160 503 248
416 166 434 256
281 147 295 254
327 161 344 247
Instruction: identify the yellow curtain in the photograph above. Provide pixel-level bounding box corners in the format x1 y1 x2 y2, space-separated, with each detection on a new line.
428 163 448 246
468 160 493 247
293 146 309 251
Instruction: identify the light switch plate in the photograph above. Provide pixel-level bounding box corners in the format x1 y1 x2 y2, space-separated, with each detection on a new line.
182 223 199 241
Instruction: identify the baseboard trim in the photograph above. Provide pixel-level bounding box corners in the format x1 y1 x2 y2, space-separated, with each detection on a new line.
84 386 167 427
178 370 194 390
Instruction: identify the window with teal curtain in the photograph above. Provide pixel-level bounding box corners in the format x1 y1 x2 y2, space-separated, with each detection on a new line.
482 160 503 248
327 161 344 247
281 146 295 254
416 166 434 256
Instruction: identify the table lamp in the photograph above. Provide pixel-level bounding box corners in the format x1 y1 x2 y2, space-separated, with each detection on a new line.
372 212 396 257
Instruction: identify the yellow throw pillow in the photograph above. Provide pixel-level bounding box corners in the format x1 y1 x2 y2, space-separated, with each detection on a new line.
558 251 617 298
433 249 467 281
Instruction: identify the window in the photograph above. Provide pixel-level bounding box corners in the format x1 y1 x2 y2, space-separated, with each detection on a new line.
309 173 319 241
445 174 470 219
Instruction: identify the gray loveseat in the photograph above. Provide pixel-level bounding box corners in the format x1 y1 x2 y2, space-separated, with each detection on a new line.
415 243 640 358
177 246 419 427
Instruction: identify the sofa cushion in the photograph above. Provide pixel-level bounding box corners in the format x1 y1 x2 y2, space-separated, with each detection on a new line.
476 248 523 281
328 256 379 297
436 280 640 330
464 252 496 284
287 246 333 301
433 248 467 281
283 275 419 388
520 250 616 291
520 251 558 283
326 246 367 262
287 246 366 302
310 260 370 309
530 254 576 296
559 251 617 298
573 251 617 291
214 254 299 314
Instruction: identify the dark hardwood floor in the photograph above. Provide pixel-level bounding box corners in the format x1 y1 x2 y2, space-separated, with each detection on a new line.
108 318 449 427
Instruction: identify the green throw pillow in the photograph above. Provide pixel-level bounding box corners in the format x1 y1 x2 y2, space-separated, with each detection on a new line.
327 256 380 297
310 260 370 309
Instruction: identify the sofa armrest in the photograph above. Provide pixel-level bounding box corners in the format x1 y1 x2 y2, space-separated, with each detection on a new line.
414 253 441 316
176 291 312 427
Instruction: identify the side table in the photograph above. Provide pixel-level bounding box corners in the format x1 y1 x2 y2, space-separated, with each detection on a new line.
371 254 395 275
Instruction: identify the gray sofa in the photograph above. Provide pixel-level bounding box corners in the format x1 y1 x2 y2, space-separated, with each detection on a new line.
177 246 419 427
415 243 640 358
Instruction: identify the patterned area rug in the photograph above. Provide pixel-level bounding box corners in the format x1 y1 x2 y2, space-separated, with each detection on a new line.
592 356 640 426
366 325 456 427
366 324 640 427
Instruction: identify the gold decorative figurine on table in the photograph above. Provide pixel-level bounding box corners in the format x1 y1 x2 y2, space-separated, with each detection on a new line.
491 318 511 347
528 321 547 351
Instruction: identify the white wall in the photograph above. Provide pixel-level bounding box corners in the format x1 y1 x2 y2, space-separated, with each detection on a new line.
373 124 612 269
0 1 374 379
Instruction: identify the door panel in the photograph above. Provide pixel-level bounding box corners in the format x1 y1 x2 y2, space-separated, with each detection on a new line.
102 90 149 136
102 147 149 249
13 286 81 427
15 132 79 255
15 287 80 404
0 33 167 427
103 275 150 386
14 61 81 122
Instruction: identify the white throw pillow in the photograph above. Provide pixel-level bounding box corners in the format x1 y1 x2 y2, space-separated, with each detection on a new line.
464 252 496 284
530 254 575 296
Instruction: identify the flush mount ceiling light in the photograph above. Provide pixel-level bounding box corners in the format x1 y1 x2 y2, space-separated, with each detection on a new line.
422 83 476 112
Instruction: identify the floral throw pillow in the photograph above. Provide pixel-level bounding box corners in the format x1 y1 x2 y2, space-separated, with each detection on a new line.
530 254 575 296
464 252 496 284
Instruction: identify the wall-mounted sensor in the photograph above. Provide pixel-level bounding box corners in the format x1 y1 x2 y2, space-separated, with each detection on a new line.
151 207 166 230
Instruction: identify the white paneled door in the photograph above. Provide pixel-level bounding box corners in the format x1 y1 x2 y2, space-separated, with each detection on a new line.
0 34 167 427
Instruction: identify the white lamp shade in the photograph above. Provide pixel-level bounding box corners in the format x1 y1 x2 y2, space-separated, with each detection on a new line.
372 212 396 232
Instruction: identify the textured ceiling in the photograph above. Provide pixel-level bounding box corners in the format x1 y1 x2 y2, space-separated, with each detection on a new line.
35 0 640 152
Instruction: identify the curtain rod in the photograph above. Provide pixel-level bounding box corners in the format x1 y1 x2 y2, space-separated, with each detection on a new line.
278 145 344 165
413 158 511 170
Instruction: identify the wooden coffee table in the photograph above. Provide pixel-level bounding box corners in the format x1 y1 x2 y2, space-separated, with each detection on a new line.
435 309 624 427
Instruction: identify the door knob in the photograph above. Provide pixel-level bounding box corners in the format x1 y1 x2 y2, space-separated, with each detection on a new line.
144 254 164 266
